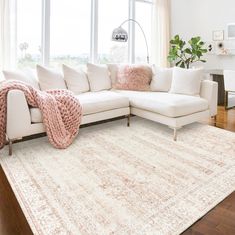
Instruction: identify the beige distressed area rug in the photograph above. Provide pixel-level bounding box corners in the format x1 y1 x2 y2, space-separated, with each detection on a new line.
0 117 235 235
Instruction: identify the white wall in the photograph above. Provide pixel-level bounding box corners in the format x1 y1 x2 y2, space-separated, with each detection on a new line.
170 0 235 70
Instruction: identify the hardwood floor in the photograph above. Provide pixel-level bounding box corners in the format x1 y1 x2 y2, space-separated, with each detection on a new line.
206 106 235 132
182 106 235 235
0 166 33 235
182 191 235 235
0 106 234 235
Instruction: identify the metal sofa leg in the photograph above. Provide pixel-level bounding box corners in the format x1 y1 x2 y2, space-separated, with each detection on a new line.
211 115 217 126
9 139 13 156
173 128 177 141
169 127 180 141
127 114 130 127
214 115 217 122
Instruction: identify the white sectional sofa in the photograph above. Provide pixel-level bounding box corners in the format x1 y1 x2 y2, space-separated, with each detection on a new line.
4 64 218 155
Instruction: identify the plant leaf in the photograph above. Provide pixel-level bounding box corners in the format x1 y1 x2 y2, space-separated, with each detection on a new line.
185 48 192 54
200 49 208 53
175 60 182 66
168 35 207 68
180 62 185 68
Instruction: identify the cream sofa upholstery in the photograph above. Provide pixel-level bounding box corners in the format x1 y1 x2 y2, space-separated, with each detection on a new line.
118 80 217 132
6 90 130 140
116 90 209 118
30 91 129 123
5 67 218 155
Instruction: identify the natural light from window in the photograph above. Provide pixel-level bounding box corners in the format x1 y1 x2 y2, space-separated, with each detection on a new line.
17 0 42 68
98 0 128 64
16 0 153 68
50 0 91 67
135 1 152 63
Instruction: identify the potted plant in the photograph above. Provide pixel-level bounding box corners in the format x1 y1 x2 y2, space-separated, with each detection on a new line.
167 35 208 69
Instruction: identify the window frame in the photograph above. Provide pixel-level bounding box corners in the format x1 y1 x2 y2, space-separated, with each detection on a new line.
41 0 50 66
21 0 152 67
134 0 152 63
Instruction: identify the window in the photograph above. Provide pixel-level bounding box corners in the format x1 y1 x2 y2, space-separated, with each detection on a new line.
50 0 91 67
15 0 153 68
135 0 152 63
17 0 42 68
98 0 128 64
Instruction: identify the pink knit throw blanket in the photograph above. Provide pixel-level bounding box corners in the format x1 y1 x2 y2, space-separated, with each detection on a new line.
0 80 82 150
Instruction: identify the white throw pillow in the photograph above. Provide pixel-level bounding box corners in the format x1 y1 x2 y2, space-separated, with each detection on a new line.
87 63 111 91
3 69 40 90
107 63 119 85
37 65 67 91
62 64 90 94
169 67 203 96
150 66 173 92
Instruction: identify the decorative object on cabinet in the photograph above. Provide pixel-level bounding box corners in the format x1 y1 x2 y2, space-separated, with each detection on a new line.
212 30 224 41
215 41 235 55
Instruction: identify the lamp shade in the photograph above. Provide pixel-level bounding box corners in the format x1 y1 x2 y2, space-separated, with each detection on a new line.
112 27 128 42
111 19 150 63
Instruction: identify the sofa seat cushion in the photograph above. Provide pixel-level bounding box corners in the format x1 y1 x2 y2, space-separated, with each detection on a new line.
30 91 129 123
77 91 129 115
116 90 209 118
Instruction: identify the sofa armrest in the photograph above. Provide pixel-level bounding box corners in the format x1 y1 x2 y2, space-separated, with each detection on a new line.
200 80 218 117
7 90 31 140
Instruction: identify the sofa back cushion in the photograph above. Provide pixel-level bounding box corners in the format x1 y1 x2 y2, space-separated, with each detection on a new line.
62 64 90 94
114 65 152 91
3 69 40 90
150 66 173 92
87 63 111 92
107 63 119 85
169 67 203 96
37 65 67 91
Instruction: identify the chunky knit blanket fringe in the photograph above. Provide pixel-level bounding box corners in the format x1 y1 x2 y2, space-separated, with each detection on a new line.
0 80 82 150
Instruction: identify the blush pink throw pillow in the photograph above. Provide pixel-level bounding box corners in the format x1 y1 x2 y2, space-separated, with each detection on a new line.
114 65 152 91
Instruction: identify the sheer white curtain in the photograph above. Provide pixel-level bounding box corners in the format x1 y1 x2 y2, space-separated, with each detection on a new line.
0 0 16 73
151 0 170 67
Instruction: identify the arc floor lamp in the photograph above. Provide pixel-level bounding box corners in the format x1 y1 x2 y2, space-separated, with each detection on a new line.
111 19 150 63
